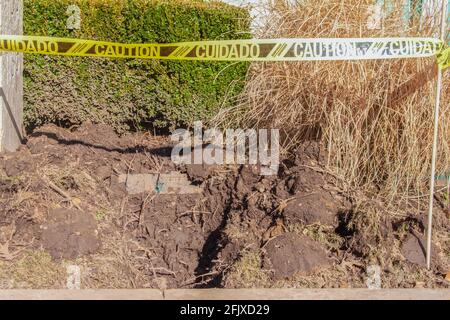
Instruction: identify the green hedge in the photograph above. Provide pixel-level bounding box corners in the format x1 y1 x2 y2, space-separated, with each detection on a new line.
23 0 250 132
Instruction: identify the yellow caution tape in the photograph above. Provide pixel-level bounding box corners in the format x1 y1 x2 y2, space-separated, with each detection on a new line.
0 35 448 68
437 47 450 70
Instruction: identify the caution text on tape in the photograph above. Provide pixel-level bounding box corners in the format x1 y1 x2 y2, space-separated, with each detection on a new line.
0 35 448 68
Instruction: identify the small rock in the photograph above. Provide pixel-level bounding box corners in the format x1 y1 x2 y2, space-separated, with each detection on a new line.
401 234 426 266
401 233 441 269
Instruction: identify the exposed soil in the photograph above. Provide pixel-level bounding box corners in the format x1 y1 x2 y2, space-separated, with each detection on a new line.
41 208 101 260
0 123 448 289
263 233 332 280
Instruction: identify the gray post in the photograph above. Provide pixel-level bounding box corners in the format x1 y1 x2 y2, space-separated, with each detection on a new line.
0 0 23 152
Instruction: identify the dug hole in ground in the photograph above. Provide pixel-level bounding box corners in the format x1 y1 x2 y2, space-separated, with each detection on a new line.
0 122 448 289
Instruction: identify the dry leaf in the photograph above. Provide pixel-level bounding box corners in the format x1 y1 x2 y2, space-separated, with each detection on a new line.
445 272 450 282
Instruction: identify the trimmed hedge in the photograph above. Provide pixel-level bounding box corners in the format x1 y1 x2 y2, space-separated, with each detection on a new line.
23 0 250 132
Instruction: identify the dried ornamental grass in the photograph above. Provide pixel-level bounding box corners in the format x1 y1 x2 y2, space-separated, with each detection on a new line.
213 0 450 198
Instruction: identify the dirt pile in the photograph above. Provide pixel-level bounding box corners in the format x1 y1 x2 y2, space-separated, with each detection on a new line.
263 233 332 279
0 124 448 289
41 208 101 260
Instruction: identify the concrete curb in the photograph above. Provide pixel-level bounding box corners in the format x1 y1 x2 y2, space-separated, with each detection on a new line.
0 289 448 300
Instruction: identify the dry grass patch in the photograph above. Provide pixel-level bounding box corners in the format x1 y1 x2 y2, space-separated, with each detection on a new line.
223 251 271 288
213 0 450 199
0 251 66 289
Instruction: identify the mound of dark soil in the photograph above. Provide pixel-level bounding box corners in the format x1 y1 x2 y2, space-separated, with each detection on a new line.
263 232 332 279
0 123 448 289
41 208 101 260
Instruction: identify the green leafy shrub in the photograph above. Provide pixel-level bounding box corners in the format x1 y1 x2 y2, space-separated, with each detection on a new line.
23 0 250 132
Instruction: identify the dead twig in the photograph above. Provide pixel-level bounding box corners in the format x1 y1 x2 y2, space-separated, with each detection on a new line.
44 178 82 211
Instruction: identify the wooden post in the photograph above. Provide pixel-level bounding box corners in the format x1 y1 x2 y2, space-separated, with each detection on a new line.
0 0 23 152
